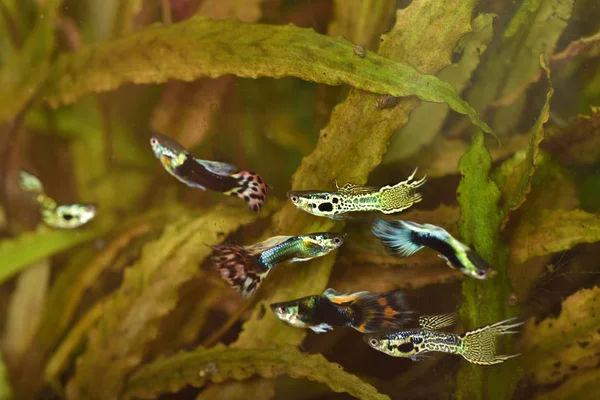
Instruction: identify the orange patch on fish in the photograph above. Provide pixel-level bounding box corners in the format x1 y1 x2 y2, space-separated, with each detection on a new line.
377 297 388 307
384 306 399 319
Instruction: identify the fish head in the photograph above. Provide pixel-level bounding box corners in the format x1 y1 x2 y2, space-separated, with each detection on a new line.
286 190 340 218
363 331 420 358
303 232 346 254
464 250 497 280
150 132 185 162
270 299 311 328
51 203 98 229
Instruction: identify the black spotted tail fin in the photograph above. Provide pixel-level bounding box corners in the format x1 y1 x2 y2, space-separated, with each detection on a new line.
461 317 525 365
210 244 268 298
349 289 415 333
228 171 268 212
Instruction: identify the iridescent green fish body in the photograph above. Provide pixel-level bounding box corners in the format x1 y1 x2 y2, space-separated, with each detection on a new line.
287 168 425 219
211 233 345 298
150 132 268 212
364 314 524 365
19 171 97 229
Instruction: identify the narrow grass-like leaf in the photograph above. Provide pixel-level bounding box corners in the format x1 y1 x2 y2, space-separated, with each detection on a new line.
455 131 519 400
520 286 600 385
42 16 493 135
65 205 270 399
124 346 390 400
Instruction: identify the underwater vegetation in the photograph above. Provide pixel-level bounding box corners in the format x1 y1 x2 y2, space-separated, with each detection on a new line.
0 0 600 399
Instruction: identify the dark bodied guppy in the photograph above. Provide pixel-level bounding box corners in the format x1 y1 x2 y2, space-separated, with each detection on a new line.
150 132 267 212
287 168 425 219
211 233 345 298
19 170 97 229
371 218 496 279
270 288 415 333
364 313 524 365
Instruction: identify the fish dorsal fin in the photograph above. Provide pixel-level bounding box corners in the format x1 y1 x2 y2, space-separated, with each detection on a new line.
194 158 239 176
334 181 377 195
419 313 457 330
323 288 369 304
247 236 292 253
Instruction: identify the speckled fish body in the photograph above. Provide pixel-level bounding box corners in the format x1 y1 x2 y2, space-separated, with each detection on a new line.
287 168 425 219
150 132 267 212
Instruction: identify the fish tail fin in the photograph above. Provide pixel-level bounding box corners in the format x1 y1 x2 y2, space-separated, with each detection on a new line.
376 168 425 214
210 244 268 298
19 170 44 194
350 290 415 333
461 317 525 365
228 171 268 212
371 217 424 257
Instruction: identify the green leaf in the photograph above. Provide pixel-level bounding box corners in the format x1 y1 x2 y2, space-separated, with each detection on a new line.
124 346 390 400
455 131 519 400
0 221 112 284
510 209 600 263
42 16 493 135
384 13 495 162
65 204 270 400
233 0 481 353
0 0 62 123
493 56 553 226
520 286 600 386
0 351 11 400
467 0 573 135
534 368 600 400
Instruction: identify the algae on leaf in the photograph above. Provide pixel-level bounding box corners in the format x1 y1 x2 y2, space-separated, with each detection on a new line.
43 16 492 135
455 131 518 400
124 346 390 400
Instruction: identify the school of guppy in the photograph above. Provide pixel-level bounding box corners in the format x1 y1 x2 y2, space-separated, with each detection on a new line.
19 132 523 367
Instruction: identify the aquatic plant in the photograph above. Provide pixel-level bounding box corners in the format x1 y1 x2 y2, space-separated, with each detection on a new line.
1 0 599 399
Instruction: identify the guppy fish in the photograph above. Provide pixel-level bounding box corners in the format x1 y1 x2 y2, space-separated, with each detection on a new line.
287 168 425 219
270 288 414 333
211 233 346 298
150 132 267 212
19 170 97 229
371 218 496 279
364 313 524 365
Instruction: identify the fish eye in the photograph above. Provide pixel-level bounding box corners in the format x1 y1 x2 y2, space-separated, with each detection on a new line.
150 137 158 146
477 270 487 278
333 237 342 245
369 338 379 347
290 195 299 203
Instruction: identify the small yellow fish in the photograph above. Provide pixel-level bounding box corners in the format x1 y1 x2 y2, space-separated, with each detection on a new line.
287 168 425 219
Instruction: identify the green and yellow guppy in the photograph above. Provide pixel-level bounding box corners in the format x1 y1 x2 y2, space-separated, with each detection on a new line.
211 233 345 298
19 171 97 229
287 168 425 219
150 132 267 212
364 313 523 365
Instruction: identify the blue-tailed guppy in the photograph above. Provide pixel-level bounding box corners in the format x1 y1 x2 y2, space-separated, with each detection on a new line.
371 218 496 279
150 132 268 212
19 170 97 229
270 288 415 333
364 313 523 365
287 168 425 219
211 233 346 298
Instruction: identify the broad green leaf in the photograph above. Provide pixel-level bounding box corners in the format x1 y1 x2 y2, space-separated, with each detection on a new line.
123 346 390 400
384 13 495 163
42 16 493 135
0 351 11 400
233 0 480 352
455 131 518 400
510 209 600 263
535 368 600 400
65 204 270 399
0 221 112 284
467 0 573 135
520 286 600 385
493 56 553 226
0 0 62 124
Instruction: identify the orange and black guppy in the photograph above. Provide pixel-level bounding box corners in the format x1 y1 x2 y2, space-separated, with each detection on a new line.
150 132 267 212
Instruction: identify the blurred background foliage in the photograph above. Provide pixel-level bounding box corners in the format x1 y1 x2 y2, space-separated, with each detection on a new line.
0 0 600 399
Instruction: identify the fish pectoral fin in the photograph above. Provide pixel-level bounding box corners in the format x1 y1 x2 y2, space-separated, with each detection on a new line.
437 254 457 269
418 313 458 330
311 323 334 333
193 158 239 176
